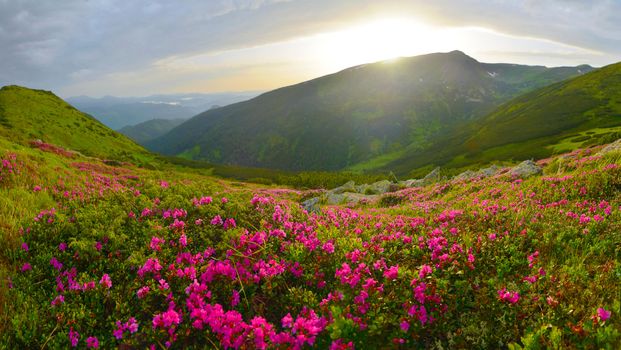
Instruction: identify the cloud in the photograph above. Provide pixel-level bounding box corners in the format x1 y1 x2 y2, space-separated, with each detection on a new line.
0 0 619 96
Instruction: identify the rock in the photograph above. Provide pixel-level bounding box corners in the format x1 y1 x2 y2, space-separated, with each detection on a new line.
301 197 320 213
599 139 621 155
366 180 392 194
453 165 499 182
332 181 356 194
453 170 477 181
388 183 403 193
402 167 443 188
355 184 371 194
401 178 425 188
479 165 499 178
423 167 441 182
326 192 346 205
510 160 542 179
326 192 377 205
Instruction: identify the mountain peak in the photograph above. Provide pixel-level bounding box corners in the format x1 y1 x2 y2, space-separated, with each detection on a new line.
149 53 591 172
444 50 478 63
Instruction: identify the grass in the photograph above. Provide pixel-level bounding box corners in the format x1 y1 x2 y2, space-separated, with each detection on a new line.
548 126 621 153
0 86 154 165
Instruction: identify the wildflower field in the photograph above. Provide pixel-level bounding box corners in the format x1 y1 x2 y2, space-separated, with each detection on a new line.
1 137 620 349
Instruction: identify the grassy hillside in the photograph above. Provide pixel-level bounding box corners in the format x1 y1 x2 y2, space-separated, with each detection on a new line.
0 85 152 163
1 131 619 348
467 61 621 151
118 118 187 144
149 51 591 171
381 61 621 176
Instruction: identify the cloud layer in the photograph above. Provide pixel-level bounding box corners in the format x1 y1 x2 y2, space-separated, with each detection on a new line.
1 0 619 96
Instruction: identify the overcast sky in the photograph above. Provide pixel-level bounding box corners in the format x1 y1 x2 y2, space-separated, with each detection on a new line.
1 0 620 97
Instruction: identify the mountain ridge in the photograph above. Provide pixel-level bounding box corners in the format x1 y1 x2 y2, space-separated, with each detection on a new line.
118 118 187 144
148 51 594 171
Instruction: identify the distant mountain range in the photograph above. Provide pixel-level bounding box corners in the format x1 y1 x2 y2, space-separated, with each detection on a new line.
66 92 260 129
148 51 595 172
118 118 187 144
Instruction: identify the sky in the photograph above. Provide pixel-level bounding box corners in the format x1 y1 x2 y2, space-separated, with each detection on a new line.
1 0 620 98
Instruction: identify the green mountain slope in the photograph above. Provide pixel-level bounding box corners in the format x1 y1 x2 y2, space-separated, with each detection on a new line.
0 85 150 161
149 51 592 171
118 118 187 144
382 61 621 175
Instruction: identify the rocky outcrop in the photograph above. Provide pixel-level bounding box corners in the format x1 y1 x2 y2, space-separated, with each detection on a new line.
331 181 356 194
400 167 442 188
301 197 320 213
453 165 499 181
299 168 445 210
598 139 621 155
367 180 392 195
326 192 378 205
510 160 542 179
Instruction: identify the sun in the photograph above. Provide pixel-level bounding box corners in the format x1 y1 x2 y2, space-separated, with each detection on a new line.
315 18 436 70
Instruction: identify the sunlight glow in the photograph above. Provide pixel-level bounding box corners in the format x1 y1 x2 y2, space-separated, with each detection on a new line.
314 18 437 70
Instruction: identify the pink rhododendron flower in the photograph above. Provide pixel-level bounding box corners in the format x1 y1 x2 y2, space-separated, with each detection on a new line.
280 313 293 328
210 215 223 226
51 294 65 306
69 327 79 347
597 308 611 322
322 241 335 254
137 286 150 299
99 274 112 289
86 336 99 348
230 290 241 307
498 288 520 304
419 264 432 279
223 218 236 230
383 265 399 280
152 308 182 329
50 257 63 271
179 234 188 247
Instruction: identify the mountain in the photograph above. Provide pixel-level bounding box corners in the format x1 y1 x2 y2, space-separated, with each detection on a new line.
0 85 150 161
148 51 593 171
66 92 260 129
118 118 187 144
380 60 621 175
